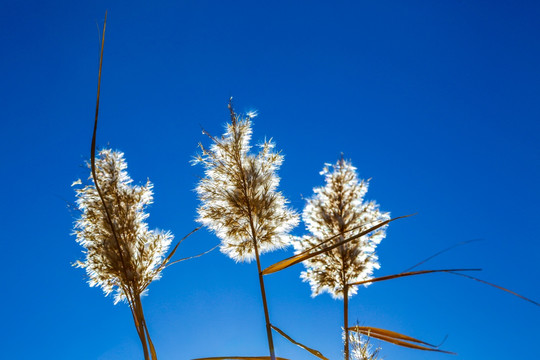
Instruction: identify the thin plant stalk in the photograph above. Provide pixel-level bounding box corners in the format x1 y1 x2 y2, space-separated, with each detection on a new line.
88 11 156 360
233 112 276 360
254 238 277 360
344 284 349 360
135 293 157 360
130 295 150 360
292 158 389 360
194 102 298 359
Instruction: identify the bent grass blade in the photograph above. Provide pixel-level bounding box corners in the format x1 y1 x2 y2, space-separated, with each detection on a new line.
193 357 290 360
271 324 328 360
349 326 455 355
262 215 413 275
349 268 482 286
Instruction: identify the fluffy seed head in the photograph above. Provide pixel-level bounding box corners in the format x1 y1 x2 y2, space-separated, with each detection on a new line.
348 330 382 360
73 149 173 304
194 105 298 262
293 158 390 299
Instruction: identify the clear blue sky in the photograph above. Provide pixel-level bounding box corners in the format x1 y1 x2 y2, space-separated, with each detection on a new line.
1 1 539 359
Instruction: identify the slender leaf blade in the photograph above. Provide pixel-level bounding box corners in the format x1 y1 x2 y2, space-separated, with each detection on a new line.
349 268 482 286
349 327 455 354
166 243 219 268
144 322 158 360
349 326 434 346
448 272 540 306
193 357 290 360
362 332 455 354
403 239 483 272
160 227 201 269
262 215 413 275
271 324 328 360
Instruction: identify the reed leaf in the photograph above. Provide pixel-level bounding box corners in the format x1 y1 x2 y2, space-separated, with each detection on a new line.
291 218 384 259
448 272 540 306
139 227 202 291
349 326 455 354
144 323 157 360
349 269 539 306
88 10 128 284
348 268 482 286
403 239 482 272
193 357 290 360
349 326 434 346
271 324 328 360
159 227 201 268
165 243 219 268
262 215 413 275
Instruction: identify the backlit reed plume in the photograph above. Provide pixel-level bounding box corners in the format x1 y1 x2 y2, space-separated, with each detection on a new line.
73 149 173 360
194 101 298 360
349 331 382 360
293 157 389 360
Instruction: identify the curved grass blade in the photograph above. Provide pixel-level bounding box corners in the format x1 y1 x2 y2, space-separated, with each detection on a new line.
403 239 483 272
448 272 540 306
349 326 435 347
165 243 219 267
193 357 290 360
88 12 157 360
363 333 455 355
159 227 201 269
348 269 540 306
271 324 328 360
349 327 455 355
262 215 413 275
291 217 387 256
140 226 202 291
349 268 481 286
88 11 131 284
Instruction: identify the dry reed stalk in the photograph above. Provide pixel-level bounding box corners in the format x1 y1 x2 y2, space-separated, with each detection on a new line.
194 100 298 360
292 157 390 360
73 12 199 359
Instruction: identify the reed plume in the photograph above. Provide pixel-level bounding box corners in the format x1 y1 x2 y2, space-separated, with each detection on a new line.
194 101 298 360
73 149 173 360
293 157 389 360
349 331 382 360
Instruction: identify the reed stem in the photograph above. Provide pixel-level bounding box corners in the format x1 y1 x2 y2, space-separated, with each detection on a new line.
133 293 156 360
253 239 277 360
229 107 277 360
344 284 349 360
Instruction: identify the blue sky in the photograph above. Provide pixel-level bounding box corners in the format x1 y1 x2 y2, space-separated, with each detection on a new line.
1 1 539 359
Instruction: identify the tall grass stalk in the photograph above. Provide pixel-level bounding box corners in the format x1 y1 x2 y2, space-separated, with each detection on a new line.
73 14 172 359
293 157 389 360
74 149 173 360
194 101 298 359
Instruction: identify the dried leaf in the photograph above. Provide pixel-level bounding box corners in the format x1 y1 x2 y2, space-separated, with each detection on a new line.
349 268 481 286
193 357 290 360
403 239 483 272
159 227 201 269
140 226 201 291
349 326 455 354
365 333 455 354
262 215 413 275
144 323 157 360
349 326 434 346
349 269 540 307
88 10 128 281
448 272 540 306
271 324 328 360
166 243 219 268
